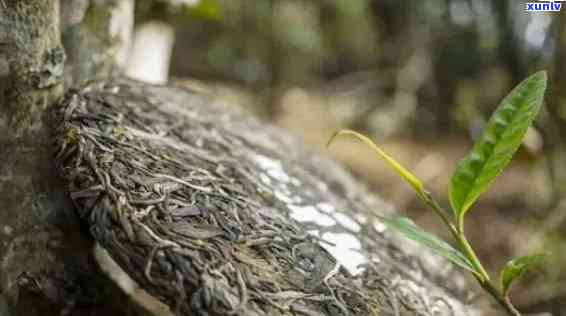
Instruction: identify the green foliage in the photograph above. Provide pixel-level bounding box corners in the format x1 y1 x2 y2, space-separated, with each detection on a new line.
500 254 547 296
449 71 547 226
380 217 475 272
328 71 549 316
327 130 427 201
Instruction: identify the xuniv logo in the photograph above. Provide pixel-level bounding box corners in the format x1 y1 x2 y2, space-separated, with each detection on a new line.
526 1 564 12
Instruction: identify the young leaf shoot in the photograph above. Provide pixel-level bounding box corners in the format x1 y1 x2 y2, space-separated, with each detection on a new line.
450 71 547 229
500 254 547 297
328 71 548 316
327 130 427 200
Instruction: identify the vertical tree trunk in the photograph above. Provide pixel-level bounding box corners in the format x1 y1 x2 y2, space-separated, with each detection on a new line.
0 1 140 315
546 14 566 206
61 0 133 86
492 0 524 84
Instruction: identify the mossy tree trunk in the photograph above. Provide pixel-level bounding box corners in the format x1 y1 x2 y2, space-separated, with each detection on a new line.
0 1 139 315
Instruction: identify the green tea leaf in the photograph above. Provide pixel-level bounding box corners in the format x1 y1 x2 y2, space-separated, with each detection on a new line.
327 130 427 200
500 254 547 296
381 217 477 274
449 71 547 224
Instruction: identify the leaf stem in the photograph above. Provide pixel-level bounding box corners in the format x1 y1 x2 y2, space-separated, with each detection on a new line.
481 280 522 316
503 295 522 316
422 192 490 280
421 191 459 239
420 193 522 315
456 233 490 282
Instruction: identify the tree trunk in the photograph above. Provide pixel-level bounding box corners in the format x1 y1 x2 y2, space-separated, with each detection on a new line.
545 14 566 207
0 1 141 315
61 0 133 86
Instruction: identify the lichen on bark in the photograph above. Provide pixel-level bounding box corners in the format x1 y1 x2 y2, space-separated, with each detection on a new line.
0 1 140 315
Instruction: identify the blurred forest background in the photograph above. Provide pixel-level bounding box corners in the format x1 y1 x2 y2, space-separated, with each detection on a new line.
134 0 566 314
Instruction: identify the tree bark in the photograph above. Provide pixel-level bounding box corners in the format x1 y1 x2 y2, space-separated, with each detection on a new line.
0 1 141 315
545 14 566 206
61 0 133 86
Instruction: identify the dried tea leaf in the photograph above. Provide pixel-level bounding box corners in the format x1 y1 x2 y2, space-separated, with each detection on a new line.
171 222 224 239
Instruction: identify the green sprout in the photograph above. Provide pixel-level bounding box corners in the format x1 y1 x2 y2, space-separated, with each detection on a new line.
327 71 549 316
